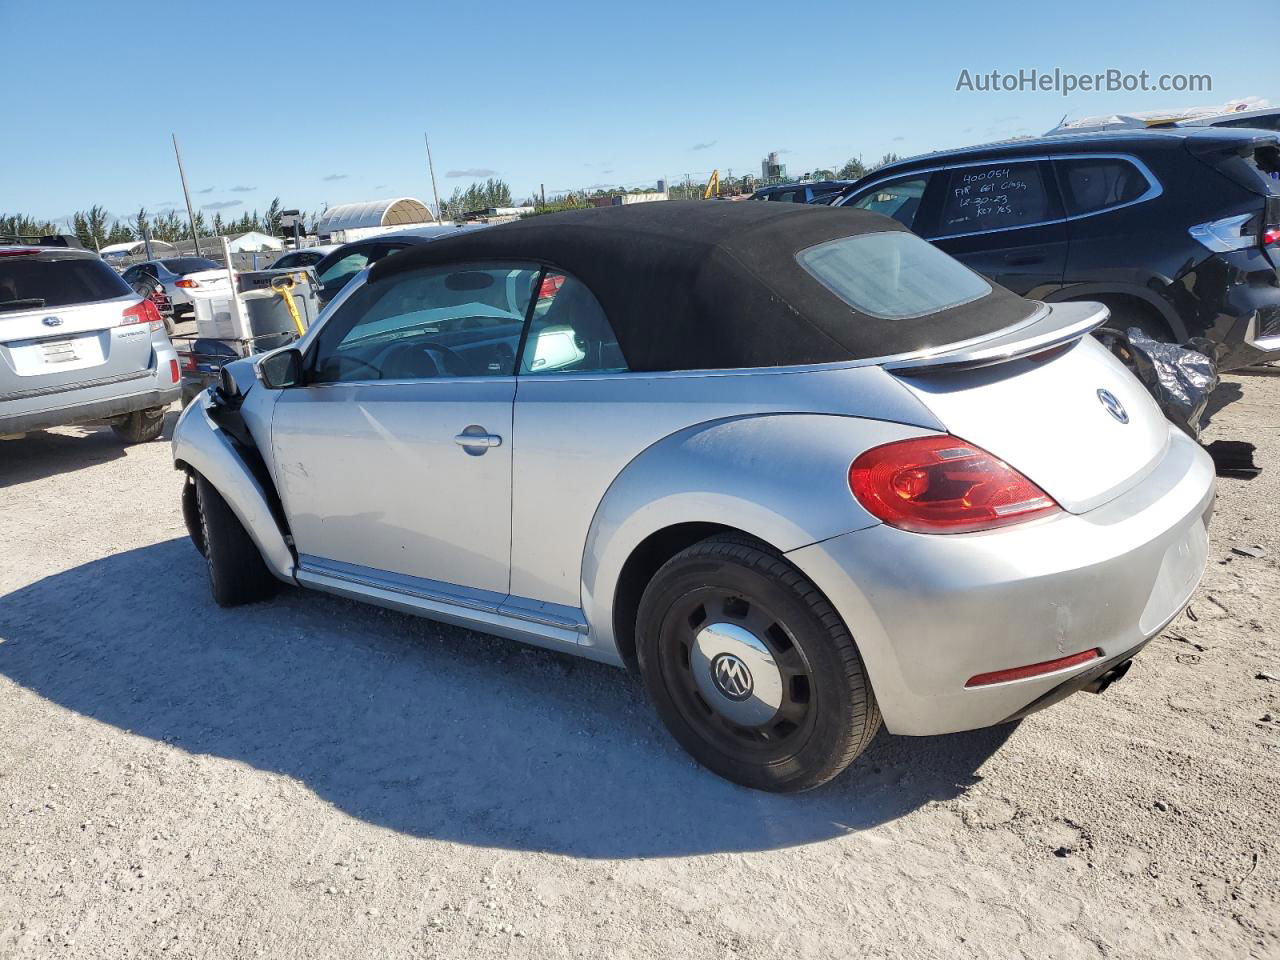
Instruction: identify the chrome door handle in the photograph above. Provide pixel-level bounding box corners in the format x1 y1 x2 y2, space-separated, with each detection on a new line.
454 431 502 448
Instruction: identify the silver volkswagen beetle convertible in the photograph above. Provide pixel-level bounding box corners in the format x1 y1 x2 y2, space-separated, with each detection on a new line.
172 201 1214 792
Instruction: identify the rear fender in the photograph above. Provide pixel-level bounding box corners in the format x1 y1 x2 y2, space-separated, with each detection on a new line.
171 393 296 582
579 413 934 661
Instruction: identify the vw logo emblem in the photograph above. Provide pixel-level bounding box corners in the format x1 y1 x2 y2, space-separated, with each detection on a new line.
1097 388 1128 424
41 316 63 327
711 653 754 701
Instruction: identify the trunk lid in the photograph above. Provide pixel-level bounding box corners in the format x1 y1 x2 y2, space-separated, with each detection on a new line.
0 296 156 396
885 301 1171 514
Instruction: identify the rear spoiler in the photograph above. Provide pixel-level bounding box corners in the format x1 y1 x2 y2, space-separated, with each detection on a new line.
883 301 1109 374
1184 132 1280 195
0 233 84 249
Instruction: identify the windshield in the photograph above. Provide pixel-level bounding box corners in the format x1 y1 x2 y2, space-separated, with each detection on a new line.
274 251 322 269
161 257 221 274
797 231 992 320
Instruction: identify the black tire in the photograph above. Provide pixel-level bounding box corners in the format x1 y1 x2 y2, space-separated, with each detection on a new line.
110 407 166 444
636 535 881 793
195 474 276 607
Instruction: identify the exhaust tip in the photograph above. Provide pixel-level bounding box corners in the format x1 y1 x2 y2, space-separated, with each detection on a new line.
1085 658 1133 695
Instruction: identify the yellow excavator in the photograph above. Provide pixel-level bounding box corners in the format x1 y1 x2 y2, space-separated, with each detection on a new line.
703 169 721 200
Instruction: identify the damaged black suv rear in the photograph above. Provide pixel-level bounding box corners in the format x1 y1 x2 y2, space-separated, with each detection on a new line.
833 127 1280 370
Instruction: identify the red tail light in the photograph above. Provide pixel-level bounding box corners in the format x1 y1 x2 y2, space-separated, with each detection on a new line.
174 278 198 289
1264 227 1280 247
0 248 38 258
849 435 1060 534
121 299 163 332
170 358 181 383
179 351 197 373
537 273 565 299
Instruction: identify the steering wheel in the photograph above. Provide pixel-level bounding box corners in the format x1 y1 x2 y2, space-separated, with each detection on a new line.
331 355 382 380
380 339 471 378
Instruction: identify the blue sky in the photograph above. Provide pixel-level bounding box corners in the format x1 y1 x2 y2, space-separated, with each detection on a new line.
0 0 1268 228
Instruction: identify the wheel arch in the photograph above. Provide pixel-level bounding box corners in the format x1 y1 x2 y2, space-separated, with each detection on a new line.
579 413 925 668
171 397 296 583
609 522 764 670
1044 283 1187 341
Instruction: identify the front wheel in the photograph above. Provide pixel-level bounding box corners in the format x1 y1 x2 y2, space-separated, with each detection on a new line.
195 474 277 607
636 535 881 793
110 407 166 443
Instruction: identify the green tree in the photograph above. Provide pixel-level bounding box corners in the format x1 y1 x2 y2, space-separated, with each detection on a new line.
837 156 868 180
71 205 112 251
441 178 514 220
264 197 282 236
871 152 902 171
105 221 134 245
1 213 59 238
133 207 150 241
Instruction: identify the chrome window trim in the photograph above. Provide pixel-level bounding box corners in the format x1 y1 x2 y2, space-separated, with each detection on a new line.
286 256 1058 389
836 153 1163 240
289 303 1051 387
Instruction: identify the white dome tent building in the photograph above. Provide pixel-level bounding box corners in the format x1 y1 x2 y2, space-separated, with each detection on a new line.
314 197 435 243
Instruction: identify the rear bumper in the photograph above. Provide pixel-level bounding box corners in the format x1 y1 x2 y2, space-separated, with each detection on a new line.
0 383 180 434
787 425 1215 736
1181 249 1280 371
0 344 181 434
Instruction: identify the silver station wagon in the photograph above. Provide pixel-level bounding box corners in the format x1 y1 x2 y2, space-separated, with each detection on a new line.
172 202 1214 792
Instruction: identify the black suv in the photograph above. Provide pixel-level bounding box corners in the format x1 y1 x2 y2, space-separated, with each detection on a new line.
833 128 1280 370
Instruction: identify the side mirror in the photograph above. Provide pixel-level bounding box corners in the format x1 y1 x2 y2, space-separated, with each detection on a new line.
257 348 303 389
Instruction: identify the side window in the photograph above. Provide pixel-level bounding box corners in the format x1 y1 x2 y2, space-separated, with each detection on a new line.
1055 157 1152 217
317 248 372 289
367 242 410 266
935 162 1054 236
519 273 626 376
772 190 798 203
847 176 930 229
310 263 539 383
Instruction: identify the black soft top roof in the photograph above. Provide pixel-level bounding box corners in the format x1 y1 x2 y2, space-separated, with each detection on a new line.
370 200 1034 372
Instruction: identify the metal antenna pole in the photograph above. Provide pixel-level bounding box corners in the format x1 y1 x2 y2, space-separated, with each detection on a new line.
424 132 443 222
172 133 202 257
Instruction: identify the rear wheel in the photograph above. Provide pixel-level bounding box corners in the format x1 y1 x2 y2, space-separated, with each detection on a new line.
636 535 881 793
195 474 276 607
110 407 166 443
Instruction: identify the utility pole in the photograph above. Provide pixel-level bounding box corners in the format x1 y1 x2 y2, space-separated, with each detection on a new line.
171 133 202 257
424 132 443 223
540 183 546 207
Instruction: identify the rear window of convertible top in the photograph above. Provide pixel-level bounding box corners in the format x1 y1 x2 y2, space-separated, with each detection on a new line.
796 231 992 320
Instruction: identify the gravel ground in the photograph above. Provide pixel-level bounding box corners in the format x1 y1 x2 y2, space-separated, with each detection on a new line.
0 373 1277 960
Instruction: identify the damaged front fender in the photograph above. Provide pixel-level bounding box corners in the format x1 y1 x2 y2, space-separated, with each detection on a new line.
171 392 297 582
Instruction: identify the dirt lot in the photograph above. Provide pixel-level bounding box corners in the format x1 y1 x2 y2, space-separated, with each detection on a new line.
1 373 1277 960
